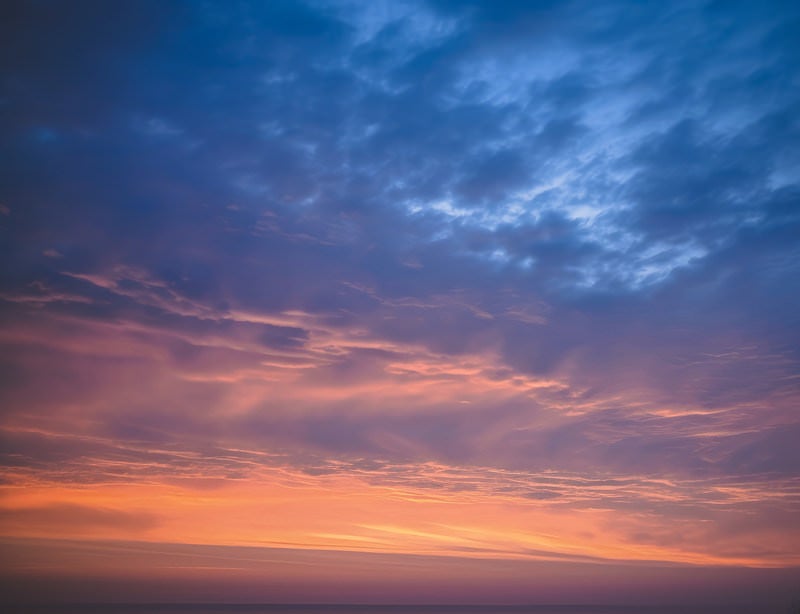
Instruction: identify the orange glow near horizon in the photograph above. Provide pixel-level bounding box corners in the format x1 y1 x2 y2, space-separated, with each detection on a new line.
3 443 800 571
2 302 800 592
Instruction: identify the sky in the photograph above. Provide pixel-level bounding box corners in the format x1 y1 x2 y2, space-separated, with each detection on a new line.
1 0 799 607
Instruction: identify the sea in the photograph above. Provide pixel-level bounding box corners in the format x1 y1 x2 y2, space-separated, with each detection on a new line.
2 604 794 614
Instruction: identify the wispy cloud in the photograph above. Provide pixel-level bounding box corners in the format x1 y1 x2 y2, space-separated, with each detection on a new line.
1 0 799 603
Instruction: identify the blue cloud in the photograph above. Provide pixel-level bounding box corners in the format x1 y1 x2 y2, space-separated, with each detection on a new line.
1 0 798 516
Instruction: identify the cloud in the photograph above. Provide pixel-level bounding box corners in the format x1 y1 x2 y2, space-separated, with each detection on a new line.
0 503 160 535
0 0 799 587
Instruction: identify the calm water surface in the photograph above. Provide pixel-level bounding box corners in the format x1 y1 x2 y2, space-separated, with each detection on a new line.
5 604 792 614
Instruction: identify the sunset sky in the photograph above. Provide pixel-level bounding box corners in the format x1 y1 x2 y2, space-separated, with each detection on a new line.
1 0 799 607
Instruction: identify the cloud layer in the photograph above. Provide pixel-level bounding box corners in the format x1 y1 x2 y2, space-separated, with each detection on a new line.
1 0 799 601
